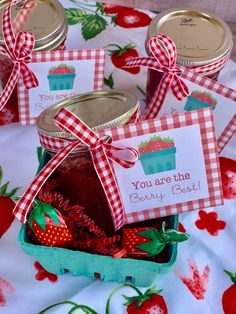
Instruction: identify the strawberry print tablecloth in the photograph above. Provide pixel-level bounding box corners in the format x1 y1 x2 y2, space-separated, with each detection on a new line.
0 1 236 313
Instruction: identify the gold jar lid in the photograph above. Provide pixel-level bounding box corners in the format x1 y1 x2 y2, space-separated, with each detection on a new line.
0 0 67 51
37 90 139 139
147 8 233 67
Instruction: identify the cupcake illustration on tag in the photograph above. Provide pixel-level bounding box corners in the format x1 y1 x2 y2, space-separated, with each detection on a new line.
138 135 176 175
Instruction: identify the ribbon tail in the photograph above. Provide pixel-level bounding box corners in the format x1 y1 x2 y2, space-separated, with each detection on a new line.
91 146 124 231
13 141 81 223
124 56 157 69
129 106 141 123
0 64 19 111
20 62 39 89
171 75 189 100
105 145 139 168
144 76 172 120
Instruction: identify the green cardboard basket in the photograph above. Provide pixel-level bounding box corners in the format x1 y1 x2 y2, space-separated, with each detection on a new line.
139 147 176 175
184 95 215 111
47 73 76 91
18 151 178 287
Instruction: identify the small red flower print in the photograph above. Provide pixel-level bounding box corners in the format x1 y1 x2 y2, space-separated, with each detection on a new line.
195 210 226 236
177 259 210 300
0 278 14 307
34 261 58 283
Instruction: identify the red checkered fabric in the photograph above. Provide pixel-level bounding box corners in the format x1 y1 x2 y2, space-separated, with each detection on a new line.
125 35 189 120
0 0 38 111
13 108 139 230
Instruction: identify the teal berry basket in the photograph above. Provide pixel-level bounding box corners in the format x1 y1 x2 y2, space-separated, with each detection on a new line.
184 95 216 111
47 73 76 91
139 147 176 175
18 151 178 287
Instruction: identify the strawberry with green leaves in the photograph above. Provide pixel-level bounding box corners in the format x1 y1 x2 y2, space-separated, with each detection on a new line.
124 285 168 314
222 270 236 314
28 201 72 247
106 44 140 74
0 167 19 238
219 156 236 199
105 284 168 314
123 222 189 257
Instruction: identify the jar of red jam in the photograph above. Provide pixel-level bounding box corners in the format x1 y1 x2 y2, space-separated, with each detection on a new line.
37 90 139 235
146 8 233 105
0 0 68 125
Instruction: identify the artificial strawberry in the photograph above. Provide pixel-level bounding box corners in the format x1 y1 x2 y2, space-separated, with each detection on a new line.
115 9 152 28
123 222 189 257
0 167 19 238
123 285 168 314
28 200 72 247
219 156 236 199
107 44 140 74
123 227 151 256
222 270 236 314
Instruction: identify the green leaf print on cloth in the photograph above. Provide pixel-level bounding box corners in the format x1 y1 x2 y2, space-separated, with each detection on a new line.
81 14 108 40
65 8 88 25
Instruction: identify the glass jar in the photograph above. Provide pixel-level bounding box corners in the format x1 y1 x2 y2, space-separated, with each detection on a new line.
37 90 139 235
0 0 68 124
146 8 233 105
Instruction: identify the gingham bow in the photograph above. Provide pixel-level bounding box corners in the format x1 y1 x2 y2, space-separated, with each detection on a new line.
0 0 38 111
125 35 189 119
13 108 139 230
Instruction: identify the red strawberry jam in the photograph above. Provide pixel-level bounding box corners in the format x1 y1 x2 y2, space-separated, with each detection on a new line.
49 149 116 235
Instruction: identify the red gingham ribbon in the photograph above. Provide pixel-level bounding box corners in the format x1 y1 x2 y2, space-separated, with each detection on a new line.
0 0 38 111
12 0 37 33
125 35 189 120
188 53 230 75
13 108 139 230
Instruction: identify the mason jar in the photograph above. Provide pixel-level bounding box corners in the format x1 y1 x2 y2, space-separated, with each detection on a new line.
0 0 68 124
146 8 233 105
37 90 139 235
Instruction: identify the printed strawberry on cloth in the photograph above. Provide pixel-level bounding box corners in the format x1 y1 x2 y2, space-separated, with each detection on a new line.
0 0 236 313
